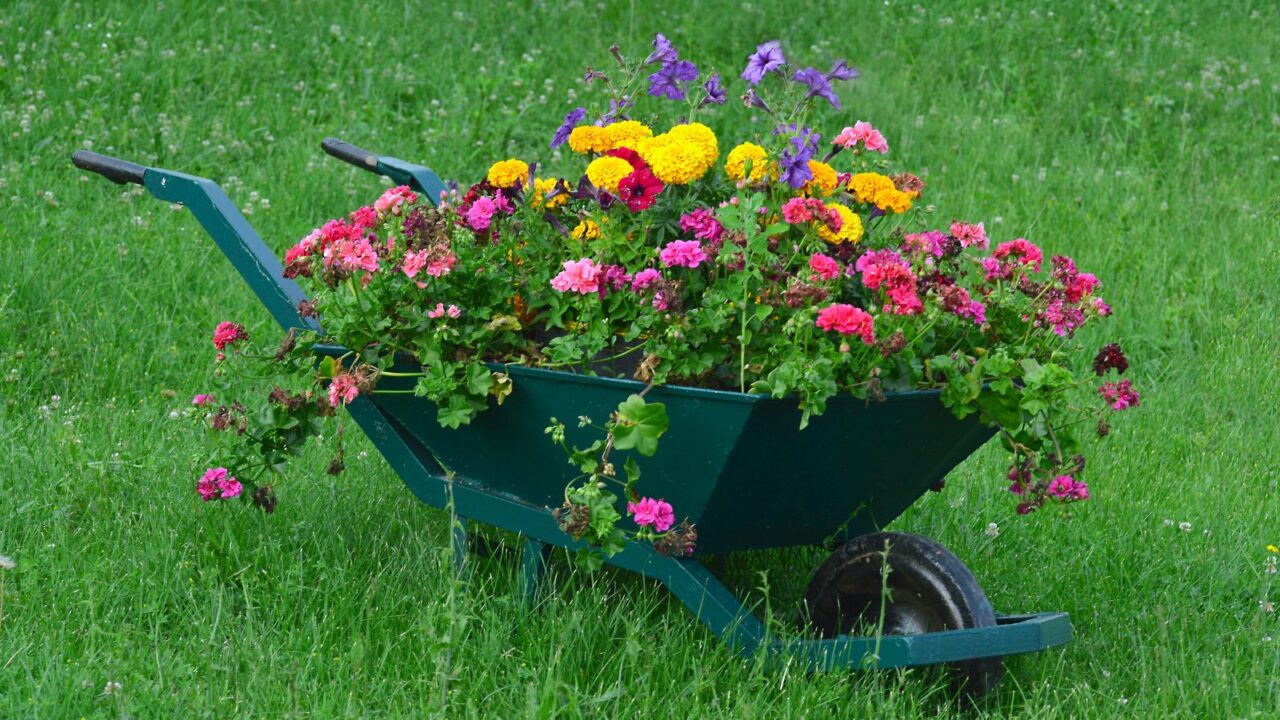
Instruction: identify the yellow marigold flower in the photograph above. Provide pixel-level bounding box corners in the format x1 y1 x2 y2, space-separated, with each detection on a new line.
817 203 865 245
584 156 634 193
634 133 672 165
724 142 770 182
647 142 710 185
848 172 897 204
667 122 719 169
879 188 913 214
487 159 529 189
804 160 839 196
571 219 600 240
603 120 653 150
567 125 611 154
530 177 567 209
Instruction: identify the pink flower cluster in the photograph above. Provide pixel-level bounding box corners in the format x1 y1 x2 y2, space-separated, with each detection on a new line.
402 248 457 281
627 497 676 533
1098 379 1139 410
854 249 922 315
984 238 1043 280
427 302 462 319
212 322 248 361
631 268 661 291
902 231 947 259
550 257 602 294
949 221 989 250
465 195 501 231
659 240 708 269
197 467 243 502
598 264 633 299
374 185 417 216
325 235 380 274
781 197 842 234
328 372 360 407
1046 475 1090 500
679 208 724 242
192 394 215 406
939 285 987 325
808 253 841 281
815 303 876 345
833 121 889 153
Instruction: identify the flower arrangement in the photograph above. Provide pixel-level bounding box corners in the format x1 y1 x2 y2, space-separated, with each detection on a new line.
192 35 1137 565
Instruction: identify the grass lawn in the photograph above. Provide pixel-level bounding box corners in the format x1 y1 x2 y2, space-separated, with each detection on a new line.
2 0 1279 717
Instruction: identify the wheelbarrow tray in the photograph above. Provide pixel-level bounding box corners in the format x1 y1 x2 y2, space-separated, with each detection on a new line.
366 359 994 555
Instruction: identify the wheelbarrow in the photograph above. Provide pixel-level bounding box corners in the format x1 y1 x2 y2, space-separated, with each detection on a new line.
71 142 1072 697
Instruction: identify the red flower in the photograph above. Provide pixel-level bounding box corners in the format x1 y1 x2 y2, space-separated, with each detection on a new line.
617 169 664 212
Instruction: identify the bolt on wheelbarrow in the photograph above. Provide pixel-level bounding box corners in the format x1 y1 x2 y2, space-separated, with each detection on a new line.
72 142 1072 698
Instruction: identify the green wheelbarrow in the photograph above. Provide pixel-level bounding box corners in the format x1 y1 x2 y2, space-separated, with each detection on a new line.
72 141 1072 698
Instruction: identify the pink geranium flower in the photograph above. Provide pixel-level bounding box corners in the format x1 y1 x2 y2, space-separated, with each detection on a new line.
627 497 676 533
374 185 417 216
466 196 498 231
659 240 708 269
950 221 989 249
808 253 841 280
679 208 724 242
1098 379 1139 411
833 121 889 153
349 206 378 230
992 238 1043 272
631 268 661 291
903 231 947 258
815 303 876 345
212 322 248 351
402 249 428 279
550 258 602 294
197 467 242 501
1047 475 1089 500
426 252 456 277
328 373 360 407
325 236 380 274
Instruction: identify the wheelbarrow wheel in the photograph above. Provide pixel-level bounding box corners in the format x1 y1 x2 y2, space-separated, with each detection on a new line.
802 531 1003 699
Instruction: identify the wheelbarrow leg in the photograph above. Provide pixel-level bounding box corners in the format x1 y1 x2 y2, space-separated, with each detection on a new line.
520 538 553 607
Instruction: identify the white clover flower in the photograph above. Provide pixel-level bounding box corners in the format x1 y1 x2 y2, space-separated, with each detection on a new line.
0 554 15 570
1178 521 1192 532
984 522 1000 539
103 681 122 695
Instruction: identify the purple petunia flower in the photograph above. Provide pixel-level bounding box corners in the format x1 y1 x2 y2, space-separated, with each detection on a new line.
602 95 634 123
699 73 726 107
742 88 770 112
794 66 841 109
645 33 679 66
551 107 587 149
778 128 820 188
741 40 786 86
826 59 860 81
648 59 698 100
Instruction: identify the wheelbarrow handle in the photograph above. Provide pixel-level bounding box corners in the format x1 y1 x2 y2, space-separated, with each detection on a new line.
72 150 147 186
321 137 380 170
320 137 448 203
74 150 318 334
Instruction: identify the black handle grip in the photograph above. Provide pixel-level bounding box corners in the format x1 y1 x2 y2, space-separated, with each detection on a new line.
72 150 147 185
321 137 379 169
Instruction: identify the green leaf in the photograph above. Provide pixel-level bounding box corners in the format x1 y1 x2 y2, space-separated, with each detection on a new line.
611 395 669 457
465 363 494 397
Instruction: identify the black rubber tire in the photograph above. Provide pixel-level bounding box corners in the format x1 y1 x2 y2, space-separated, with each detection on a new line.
802 532 1004 699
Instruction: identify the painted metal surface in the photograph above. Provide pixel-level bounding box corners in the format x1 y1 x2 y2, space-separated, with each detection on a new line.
75 147 1074 672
